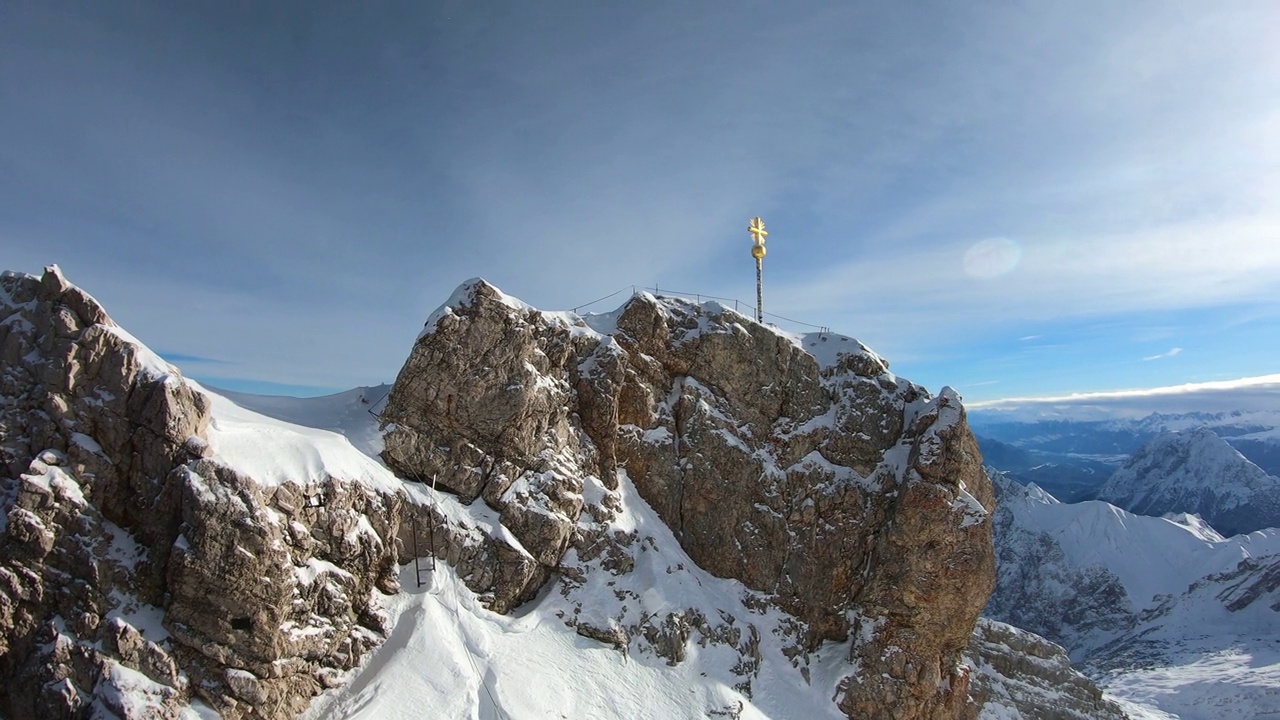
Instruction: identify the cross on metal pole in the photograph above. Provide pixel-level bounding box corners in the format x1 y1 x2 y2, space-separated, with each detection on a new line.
748 217 768 323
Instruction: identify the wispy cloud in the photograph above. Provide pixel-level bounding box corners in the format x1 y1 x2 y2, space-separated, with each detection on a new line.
1143 347 1182 361
157 351 230 365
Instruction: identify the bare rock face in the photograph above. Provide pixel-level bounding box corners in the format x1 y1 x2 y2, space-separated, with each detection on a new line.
0 267 404 720
2 267 209 719
162 462 401 719
381 280 997 720
381 281 598 612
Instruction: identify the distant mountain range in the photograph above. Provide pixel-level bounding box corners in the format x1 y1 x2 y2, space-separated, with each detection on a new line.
985 472 1280 719
970 434 1114 502
970 388 1280 510
974 382 1280 717
974 412 1280 472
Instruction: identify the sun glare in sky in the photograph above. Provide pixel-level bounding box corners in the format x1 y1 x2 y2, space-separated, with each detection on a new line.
962 238 1022 280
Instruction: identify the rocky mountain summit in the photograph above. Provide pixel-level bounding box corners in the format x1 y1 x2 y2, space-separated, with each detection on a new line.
380 279 997 718
1 267 1119 720
1098 428 1280 536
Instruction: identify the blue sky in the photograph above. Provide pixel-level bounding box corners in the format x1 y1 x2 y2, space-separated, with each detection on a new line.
2 2 1277 402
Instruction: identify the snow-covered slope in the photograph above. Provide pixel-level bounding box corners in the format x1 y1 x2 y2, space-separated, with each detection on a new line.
1097 428 1280 536
1088 552 1280 720
196 384 400 494
986 472 1280 718
299 470 859 720
210 384 390 459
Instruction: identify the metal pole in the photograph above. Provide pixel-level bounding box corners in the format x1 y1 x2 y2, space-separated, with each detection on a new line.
429 475 438 571
756 258 763 323
412 514 423 588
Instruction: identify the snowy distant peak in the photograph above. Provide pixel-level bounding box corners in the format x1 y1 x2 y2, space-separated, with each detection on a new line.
986 469 1059 507
1022 481 1059 506
1105 428 1274 496
1099 428 1280 537
1130 410 1277 435
1160 512 1227 542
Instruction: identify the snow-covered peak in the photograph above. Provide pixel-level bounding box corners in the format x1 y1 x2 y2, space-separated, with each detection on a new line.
1022 481 1060 506
988 468 1280 656
416 279 895 383
1160 512 1226 542
418 277 534 339
1098 428 1280 536
1112 428 1266 496
989 470 1060 508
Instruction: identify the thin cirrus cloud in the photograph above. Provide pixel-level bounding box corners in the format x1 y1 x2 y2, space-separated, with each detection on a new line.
1144 348 1183 362
155 352 232 366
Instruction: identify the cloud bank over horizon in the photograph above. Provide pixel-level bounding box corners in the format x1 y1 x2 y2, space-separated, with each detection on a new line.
969 373 1280 418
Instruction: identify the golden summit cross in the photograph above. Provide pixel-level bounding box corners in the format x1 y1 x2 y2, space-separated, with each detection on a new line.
748 217 767 322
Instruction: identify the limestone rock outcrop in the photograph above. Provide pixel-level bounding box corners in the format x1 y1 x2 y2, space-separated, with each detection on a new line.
382 279 998 720
0 267 406 719
967 619 1128 720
